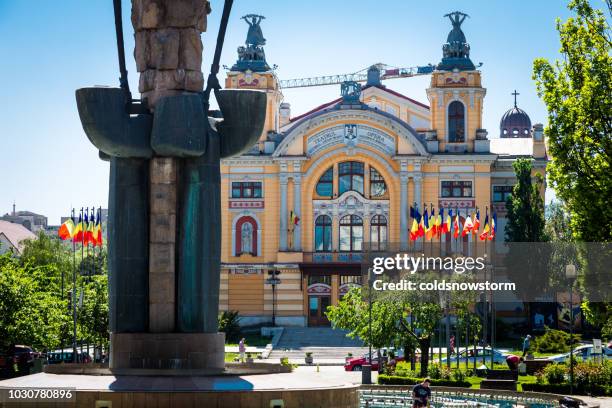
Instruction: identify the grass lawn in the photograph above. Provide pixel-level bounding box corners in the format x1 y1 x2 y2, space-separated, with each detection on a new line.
225 333 272 348
225 352 263 362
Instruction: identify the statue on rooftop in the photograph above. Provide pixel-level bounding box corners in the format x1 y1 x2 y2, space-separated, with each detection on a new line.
243 14 266 47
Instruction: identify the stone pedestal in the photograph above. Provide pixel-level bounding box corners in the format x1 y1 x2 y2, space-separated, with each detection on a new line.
110 332 225 373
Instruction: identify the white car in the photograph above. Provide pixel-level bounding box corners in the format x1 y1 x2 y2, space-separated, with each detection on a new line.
547 344 612 363
439 347 508 365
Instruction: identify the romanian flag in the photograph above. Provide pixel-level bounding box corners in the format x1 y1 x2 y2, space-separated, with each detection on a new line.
453 210 460 239
87 210 96 246
58 218 76 241
94 210 103 247
290 210 300 226
479 211 490 241
462 214 474 237
409 206 419 241
420 208 428 238
472 209 480 235
83 212 91 246
442 209 451 234
426 208 435 240
434 209 442 238
73 214 84 243
488 213 497 240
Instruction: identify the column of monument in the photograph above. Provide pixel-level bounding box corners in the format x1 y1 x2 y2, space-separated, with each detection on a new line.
131 0 210 332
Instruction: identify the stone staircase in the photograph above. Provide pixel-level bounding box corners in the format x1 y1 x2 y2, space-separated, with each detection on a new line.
268 327 367 364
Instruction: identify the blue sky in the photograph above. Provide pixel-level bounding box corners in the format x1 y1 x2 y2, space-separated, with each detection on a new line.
0 0 577 224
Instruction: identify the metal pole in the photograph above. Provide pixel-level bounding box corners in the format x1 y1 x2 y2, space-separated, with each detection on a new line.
72 208 81 363
446 294 451 368
569 284 574 394
272 282 276 327
368 268 372 365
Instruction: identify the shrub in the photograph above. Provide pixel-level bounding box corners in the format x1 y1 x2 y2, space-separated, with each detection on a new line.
452 369 467 382
393 361 418 378
218 310 241 342
428 363 451 380
378 374 470 388
540 363 567 385
533 327 581 353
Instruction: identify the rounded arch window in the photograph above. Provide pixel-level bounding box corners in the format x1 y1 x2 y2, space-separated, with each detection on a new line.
338 161 364 195
370 215 387 251
339 215 363 252
235 216 258 256
369 167 387 198
448 101 465 143
314 215 332 252
523 129 529 135
315 167 333 198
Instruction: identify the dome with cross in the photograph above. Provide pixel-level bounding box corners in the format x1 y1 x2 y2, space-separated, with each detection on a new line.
500 90 532 138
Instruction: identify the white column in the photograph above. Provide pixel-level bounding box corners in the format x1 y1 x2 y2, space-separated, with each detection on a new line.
293 175 302 251
400 172 409 250
279 174 288 251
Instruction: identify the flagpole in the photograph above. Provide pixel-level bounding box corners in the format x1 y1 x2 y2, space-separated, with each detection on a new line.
72 208 82 363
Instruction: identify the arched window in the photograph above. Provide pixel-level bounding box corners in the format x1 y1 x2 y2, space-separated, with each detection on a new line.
448 101 465 143
314 215 332 252
315 167 333 198
235 216 258 256
370 215 387 251
369 167 387 198
338 161 364 195
339 215 363 252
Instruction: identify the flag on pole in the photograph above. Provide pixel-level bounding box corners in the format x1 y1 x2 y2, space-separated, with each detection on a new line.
289 210 300 226
87 209 96 246
472 209 480 235
426 208 435 240
462 214 474 237
453 209 460 239
488 212 497 240
83 211 91 246
442 208 451 234
58 218 76 241
73 213 84 243
420 208 428 239
94 209 103 247
409 206 420 241
479 210 490 241
435 208 443 238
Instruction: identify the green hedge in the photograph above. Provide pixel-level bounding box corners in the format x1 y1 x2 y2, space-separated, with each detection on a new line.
522 383 611 396
378 375 471 388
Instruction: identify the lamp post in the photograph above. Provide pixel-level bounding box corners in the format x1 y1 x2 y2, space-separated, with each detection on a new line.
565 263 577 395
266 270 281 327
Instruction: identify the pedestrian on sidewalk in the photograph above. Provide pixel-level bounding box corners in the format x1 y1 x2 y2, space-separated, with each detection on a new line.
239 338 246 363
522 334 531 357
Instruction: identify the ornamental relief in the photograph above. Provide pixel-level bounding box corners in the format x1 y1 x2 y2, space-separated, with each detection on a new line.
313 191 389 221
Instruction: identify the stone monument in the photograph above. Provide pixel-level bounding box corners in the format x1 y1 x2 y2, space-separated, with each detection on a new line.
76 0 266 373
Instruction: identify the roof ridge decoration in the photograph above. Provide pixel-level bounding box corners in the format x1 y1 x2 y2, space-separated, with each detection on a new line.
438 11 476 71
231 14 270 72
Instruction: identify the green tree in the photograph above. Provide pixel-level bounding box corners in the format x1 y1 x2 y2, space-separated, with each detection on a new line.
0 254 68 351
533 0 612 243
505 158 547 243
545 201 573 242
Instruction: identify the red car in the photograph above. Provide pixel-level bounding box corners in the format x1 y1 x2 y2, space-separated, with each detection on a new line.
344 349 405 371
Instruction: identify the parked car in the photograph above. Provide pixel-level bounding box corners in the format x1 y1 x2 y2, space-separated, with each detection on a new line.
46 351 92 364
547 344 612 363
0 345 38 377
439 347 508 365
344 348 405 372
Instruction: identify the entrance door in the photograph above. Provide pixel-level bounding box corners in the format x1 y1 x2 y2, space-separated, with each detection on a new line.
308 296 331 326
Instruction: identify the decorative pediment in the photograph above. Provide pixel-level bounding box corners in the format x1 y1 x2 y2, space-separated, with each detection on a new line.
273 108 429 158
313 191 389 220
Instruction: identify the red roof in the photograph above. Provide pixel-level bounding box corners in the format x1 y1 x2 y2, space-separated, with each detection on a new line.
289 85 429 124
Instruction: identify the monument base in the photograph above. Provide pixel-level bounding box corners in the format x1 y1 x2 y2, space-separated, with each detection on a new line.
110 332 225 373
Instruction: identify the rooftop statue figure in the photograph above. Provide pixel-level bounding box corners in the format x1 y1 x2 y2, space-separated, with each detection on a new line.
438 11 475 71
243 14 266 47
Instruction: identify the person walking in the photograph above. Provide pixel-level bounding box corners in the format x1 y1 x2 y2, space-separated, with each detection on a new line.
522 335 531 357
450 335 456 355
412 378 431 407
238 338 246 363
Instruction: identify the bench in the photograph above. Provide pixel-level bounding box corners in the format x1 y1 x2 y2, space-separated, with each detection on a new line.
480 369 518 391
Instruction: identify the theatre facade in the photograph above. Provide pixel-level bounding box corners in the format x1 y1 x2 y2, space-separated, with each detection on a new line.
219 13 548 327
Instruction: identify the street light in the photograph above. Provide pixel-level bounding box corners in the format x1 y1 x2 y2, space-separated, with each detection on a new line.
266 270 281 327
565 263 577 395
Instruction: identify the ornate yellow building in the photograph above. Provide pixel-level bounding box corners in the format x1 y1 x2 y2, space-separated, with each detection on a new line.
219 12 547 326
